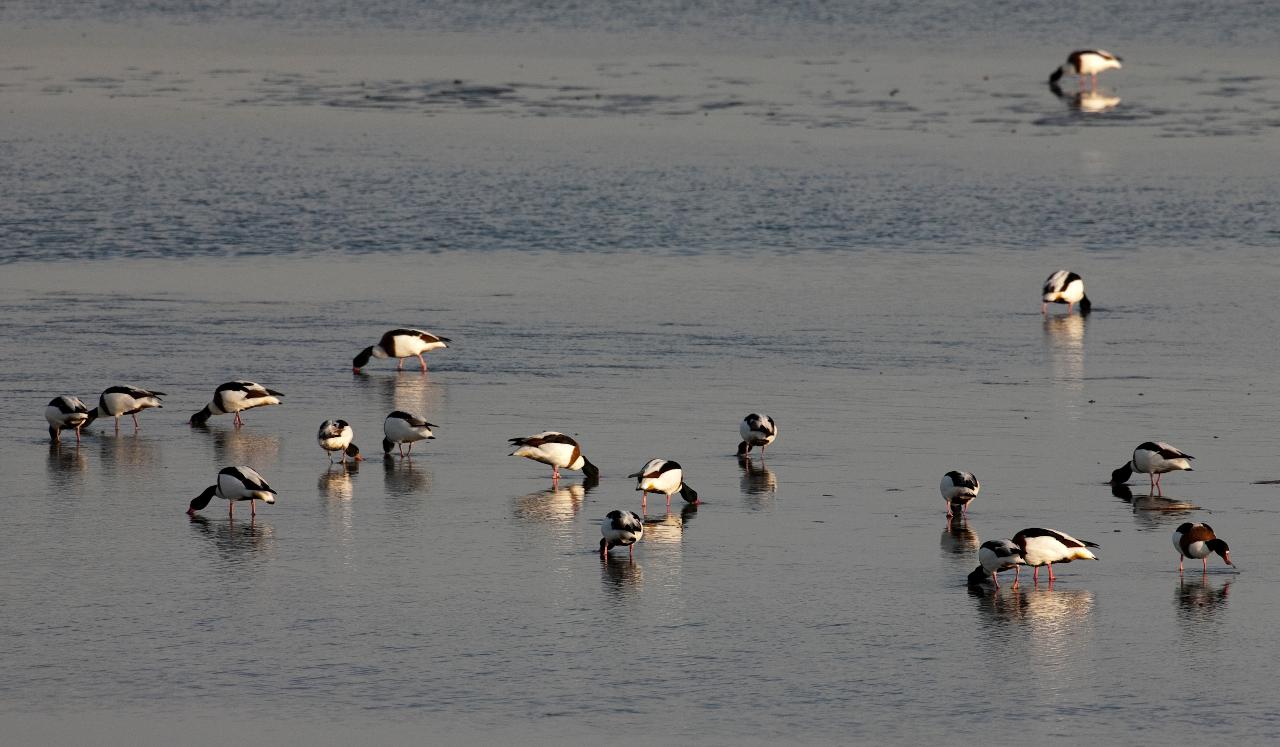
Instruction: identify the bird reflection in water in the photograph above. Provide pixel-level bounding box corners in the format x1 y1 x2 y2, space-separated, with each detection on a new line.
1176 576 1231 622
600 554 643 598
352 368 443 417
318 464 358 502
193 423 282 468
46 441 87 492
738 455 777 501
941 515 980 557
514 476 596 524
1112 483 1199 528
974 585 1096 671
1050 82 1122 112
383 456 433 497
188 514 275 565
641 503 698 545
97 432 161 477
1043 313 1085 389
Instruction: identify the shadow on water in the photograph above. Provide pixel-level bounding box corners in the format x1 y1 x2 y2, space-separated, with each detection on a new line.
188 514 275 567
383 456 434 497
192 423 282 468
513 478 596 524
1175 575 1231 623
738 455 777 503
941 515 979 557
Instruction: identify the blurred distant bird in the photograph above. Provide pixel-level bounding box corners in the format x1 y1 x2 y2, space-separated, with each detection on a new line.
1173 522 1235 573
1012 528 1099 582
83 385 165 434
189 381 283 427
600 509 644 558
187 466 277 519
45 395 90 444
353 328 450 373
940 471 980 517
1049 50 1122 89
508 431 599 481
629 458 699 510
318 419 363 464
1110 441 1194 496
1041 270 1091 315
383 410 437 456
967 539 1027 588
737 413 779 456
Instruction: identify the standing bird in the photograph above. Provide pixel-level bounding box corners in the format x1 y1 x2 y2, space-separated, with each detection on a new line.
1173 522 1235 573
737 413 779 456
628 459 699 510
1048 50 1122 89
1041 270 1092 315
383 410 437 457
352 328 451 373
189 381 284 427
83 385 165 434
318 420 363 464
599 509 644 558
45 396 90 444
508 431 600 482
967 539 1027 588
186 466 277 519
1110 441 1194 496
940 471 980 517
1012 528 1100 582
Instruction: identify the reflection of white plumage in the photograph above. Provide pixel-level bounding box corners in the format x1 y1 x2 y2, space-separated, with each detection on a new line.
187 466 277 518
46 395 90 444
1012 528 1099 582
737 413 778 456
383 410 437 456
600 510 644 558
508 431 599 481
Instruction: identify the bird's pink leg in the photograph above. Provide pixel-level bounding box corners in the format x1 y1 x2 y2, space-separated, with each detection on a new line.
234 412 243 427
666 493 672 508
397 358 404 370
1179 556 1184 572
1067 302 1074 313
228 502 234 520
114 418 120 435
251 500 256 517
629 545 634 559
992 571 999 588
132 413 140 430
418 354 427 372
1033 566 1039 583
1047 563 1055 581
641 492 647 511
1203 557 1208 572
1041 302 1048 314
945 501 953 518
75 426 81 444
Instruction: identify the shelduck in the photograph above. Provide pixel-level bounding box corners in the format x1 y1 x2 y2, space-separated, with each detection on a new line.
1110 441 1194 496
628 459 699 510
1041 270 1092 315
940 471 980 517
600 510 644 558
45 395 90 444
508 431 600 481
83 386 165 434
318 420 363 464
1172 522 1235 573
383 411 437 456
186 466 277 519
1049 50 1122 89
189 381 283 426
737 413 779 456
1012 527 1100 582
353 328 450 372
967 539 1027 588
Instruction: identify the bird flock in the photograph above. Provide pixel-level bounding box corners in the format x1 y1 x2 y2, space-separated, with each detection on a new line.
42 268 1235 584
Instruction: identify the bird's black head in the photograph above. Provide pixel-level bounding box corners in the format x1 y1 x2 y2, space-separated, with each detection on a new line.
966 566 989 587
189 406 213 426
346 443 364 462
581 459 600 480
187 485 217 516
352 346 374 372
679 483 700 504
1079 295 1092 314
1207 538 1234 567
1049 66 1065 84
1110 463 1133 485
382 438 395 455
